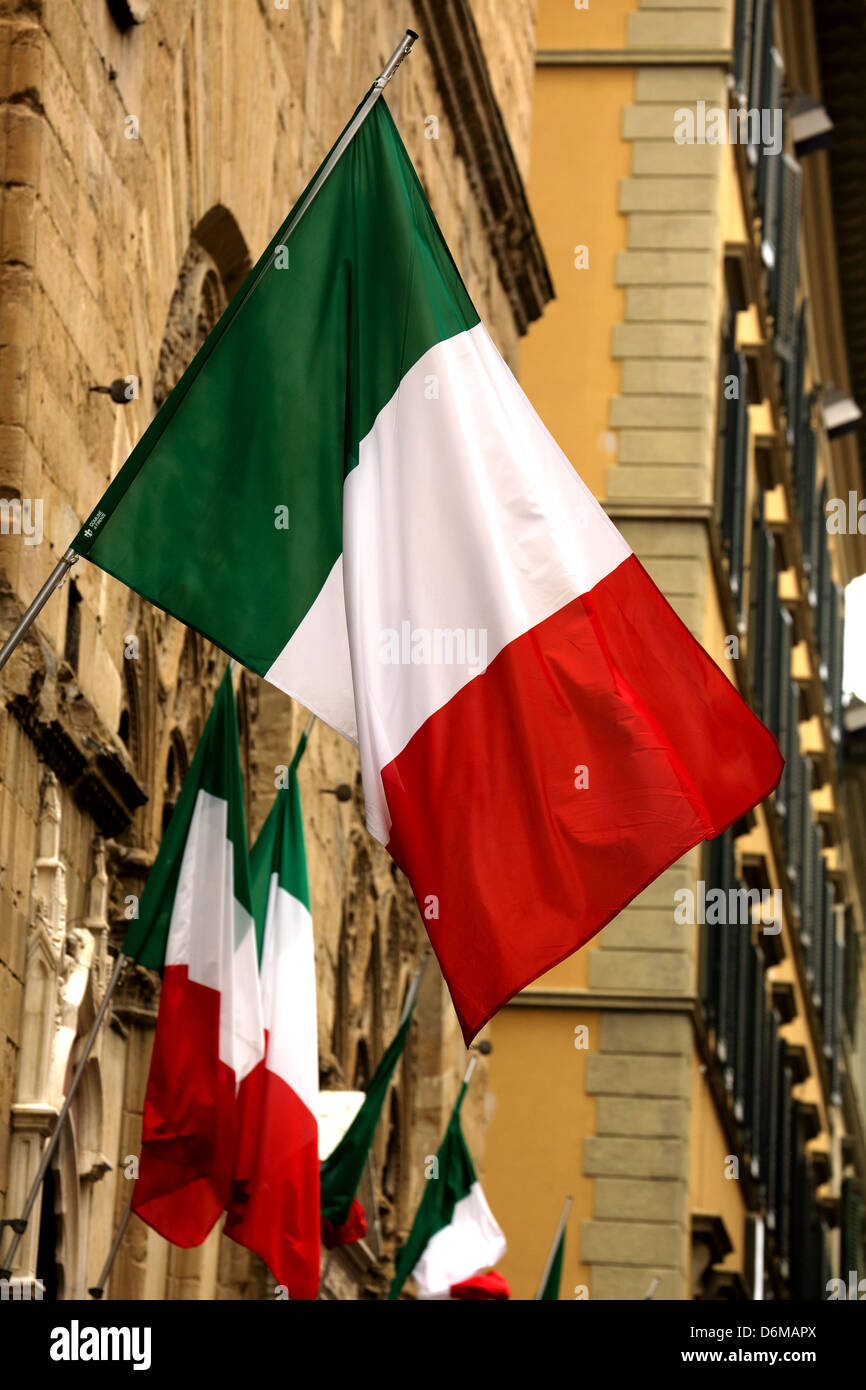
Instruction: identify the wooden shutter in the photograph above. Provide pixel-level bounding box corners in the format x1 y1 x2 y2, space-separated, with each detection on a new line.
720 350 750 609
733 916 751 1122
702 836 725 1034
733 0 754 102
800 416 819 594
749 522 776 722
844 905 860 1044
841 1177 863 1282
786 719 802 901
748 0 770 142
827 583 844 747
831 917 844 1105
816 481 832 681
761 1008 781 1218
771 156 802 362
820 875 834 1039
787 300 808 448
799 755 814 941
745 942 765 1174
789 1106 809 1296
777 1050 793 1266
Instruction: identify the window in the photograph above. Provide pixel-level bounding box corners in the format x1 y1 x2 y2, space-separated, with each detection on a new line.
718 347 750 612
64 581 82 672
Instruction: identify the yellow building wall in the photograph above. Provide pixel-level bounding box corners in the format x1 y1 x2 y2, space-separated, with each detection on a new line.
688 1051 748 1276
519 65 634 503
485 1007 598 1299
536 0 638 50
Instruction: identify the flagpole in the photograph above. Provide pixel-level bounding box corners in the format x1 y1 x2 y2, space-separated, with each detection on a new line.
400 949 430 1026
274 30 418 250
0 32 419 679
88 1200 132 1299
0 548 78 673
533 1195 573 1300
0 952 126 1279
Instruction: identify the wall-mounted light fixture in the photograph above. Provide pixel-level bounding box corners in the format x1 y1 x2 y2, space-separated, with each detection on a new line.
790 94 834 157
89 380 134 405
822 385 862 440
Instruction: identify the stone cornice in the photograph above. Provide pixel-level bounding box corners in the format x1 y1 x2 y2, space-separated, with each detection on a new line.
412 0 553 335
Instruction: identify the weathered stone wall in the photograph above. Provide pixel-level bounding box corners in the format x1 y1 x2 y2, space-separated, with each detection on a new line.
0 0 541 1298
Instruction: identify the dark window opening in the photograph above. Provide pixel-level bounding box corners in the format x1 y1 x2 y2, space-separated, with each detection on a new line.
35 1168 59 1301
64 582 82 672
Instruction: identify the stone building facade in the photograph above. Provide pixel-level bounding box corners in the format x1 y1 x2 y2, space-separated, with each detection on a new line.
0 0 548 1299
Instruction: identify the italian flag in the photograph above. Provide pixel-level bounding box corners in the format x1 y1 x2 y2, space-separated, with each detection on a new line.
224 732 319 1299
389 1077 505 1300
320 996 416 1249
74 97 783 1045
126 669 264 1246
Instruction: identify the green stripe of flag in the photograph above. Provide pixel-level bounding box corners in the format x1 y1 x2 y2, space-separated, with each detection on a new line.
249 731 311 961
539 1228 565 1301
388 1081 475 1300
122 666 251 968
320 1001 416 1228
73 99 478 678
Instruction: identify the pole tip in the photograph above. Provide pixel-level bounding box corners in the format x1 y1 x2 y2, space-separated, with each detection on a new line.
406 29 419 42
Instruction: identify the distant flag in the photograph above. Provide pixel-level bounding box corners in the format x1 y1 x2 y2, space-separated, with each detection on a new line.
535 1196 573 1301
389 1070 505 1300
225 730 320 1298
320 958 426 1249
72 98 783 1047
127 668 264 1246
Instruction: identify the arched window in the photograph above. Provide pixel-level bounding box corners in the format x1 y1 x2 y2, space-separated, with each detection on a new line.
161 732 189 834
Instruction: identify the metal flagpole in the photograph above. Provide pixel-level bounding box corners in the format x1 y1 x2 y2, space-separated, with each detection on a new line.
0 952 126 1279
271 30 418 252
0 31 418 680
400 949 430 1026
88 1200 132 1299
533 1194 573 1300
0 548 78 673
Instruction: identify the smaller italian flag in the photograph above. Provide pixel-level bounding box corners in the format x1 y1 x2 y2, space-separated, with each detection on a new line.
320 991 417 1249
388 1073 505 1300
535 1198 572 1301
127 668 264 1246
225 730 320 1298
